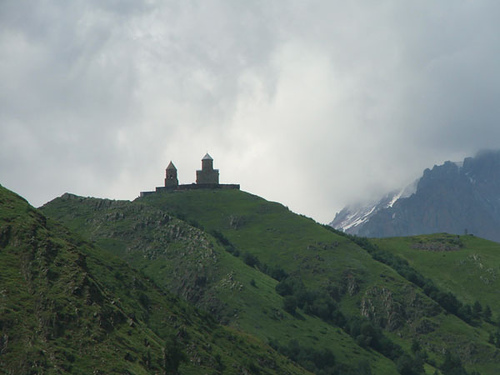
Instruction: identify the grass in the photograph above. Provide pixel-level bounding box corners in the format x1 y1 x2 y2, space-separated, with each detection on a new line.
43 189 400 374
0 184 312 375
373 234 500 314
40 187 500 374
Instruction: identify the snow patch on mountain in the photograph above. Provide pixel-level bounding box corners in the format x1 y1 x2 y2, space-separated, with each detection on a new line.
330 179 418 234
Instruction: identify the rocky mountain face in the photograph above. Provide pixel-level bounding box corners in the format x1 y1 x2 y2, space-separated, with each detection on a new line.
331 150 500 242
331 181 418 235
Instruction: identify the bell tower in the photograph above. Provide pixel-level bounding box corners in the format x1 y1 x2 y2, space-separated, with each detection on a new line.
164 161 179 188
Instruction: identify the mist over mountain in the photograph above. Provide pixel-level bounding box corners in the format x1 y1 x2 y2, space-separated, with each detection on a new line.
331 150 500 242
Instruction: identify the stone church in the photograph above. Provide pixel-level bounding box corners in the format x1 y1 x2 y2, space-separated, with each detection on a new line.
140 153 239 197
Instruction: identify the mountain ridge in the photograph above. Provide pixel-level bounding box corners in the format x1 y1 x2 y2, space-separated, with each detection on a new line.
331 150 500 242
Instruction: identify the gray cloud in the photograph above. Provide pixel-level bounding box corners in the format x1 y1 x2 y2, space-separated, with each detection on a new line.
1 0 500 222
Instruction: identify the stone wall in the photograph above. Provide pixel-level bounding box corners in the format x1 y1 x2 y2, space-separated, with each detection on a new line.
140 183 240 197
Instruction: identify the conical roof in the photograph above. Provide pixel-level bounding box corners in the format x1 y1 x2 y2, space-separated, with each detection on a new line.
202 153 213 160
166 161 177 170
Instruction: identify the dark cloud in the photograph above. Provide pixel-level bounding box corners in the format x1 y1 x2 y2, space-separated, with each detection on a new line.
1 0 499 222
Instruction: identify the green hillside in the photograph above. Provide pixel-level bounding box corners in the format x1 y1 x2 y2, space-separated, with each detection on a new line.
373 234 500 322
41 188 500 374
0 184 311 375
42 192 396 374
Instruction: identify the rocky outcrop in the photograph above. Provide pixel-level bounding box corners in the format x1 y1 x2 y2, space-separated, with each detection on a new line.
360 285 441 332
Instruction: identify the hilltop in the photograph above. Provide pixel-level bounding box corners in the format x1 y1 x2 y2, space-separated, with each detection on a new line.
41 187 500 374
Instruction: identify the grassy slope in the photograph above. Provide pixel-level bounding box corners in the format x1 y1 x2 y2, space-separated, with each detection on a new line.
138 189 500 374
0 184 310 375
41 188 500 374
372 234 500 375
42 192 398 374
373 234 500 313
140 190 391 288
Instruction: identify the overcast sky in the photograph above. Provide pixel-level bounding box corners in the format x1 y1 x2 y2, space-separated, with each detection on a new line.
1 1 500 223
